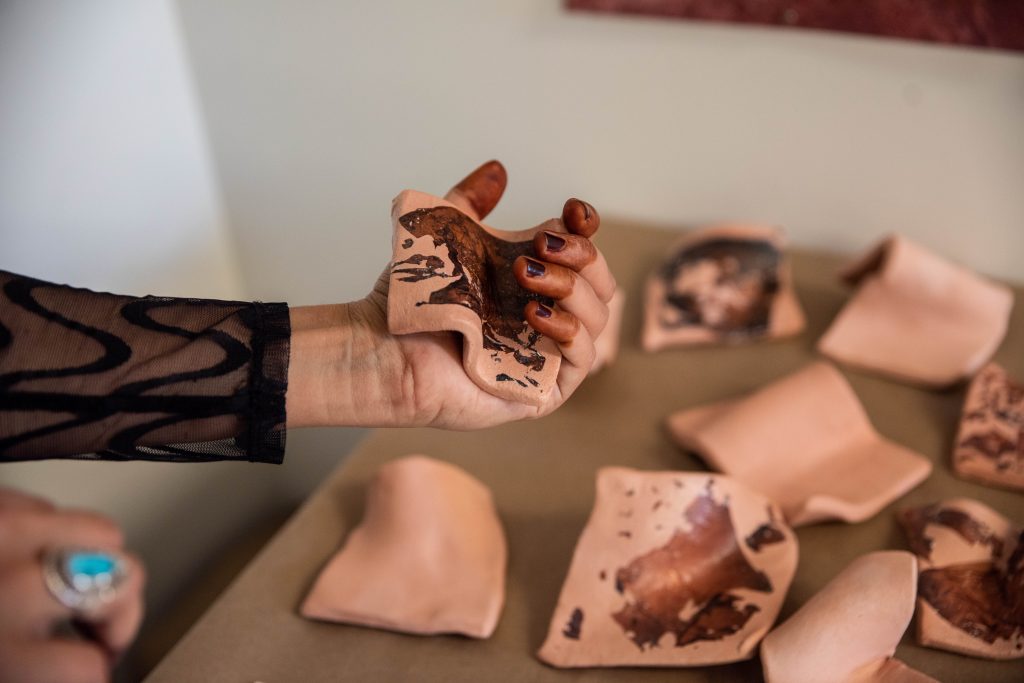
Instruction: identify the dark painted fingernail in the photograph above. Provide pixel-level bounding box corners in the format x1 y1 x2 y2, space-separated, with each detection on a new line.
535 303 552 318
525 259 546 277
544 232 566 252
576 198 592 220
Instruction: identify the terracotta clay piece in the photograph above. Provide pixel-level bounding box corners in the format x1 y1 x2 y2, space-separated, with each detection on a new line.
538 468 798 667
590 287 625 374
818 235 1013 387
300 455 507 638
666 362 931 527
898 499 1024 659
761 551 937 683
953 363 1024 492
642 224 805 351
388 190 563 405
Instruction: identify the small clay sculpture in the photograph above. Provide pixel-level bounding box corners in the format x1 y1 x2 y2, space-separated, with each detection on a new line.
953 363 1024 491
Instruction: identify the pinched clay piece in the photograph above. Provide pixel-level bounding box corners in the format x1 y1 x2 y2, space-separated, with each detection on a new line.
642 224 805 351
388 190 564 405
538 469 798 667
300 456 506 638
899 499 1024 659
761 552 936 683
818 235 1013 387
590 287 625 374
667 362 931 527
953 363 1024 491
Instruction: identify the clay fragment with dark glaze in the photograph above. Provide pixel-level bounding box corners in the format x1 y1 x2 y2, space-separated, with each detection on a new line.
300 455 506 638
642 224 805 351
388 190 564 405
953 363 1024 491
818 235 1013 387
898 498 1024 659
538 469 797 667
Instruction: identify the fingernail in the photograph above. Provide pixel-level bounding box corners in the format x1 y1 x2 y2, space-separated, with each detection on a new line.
535 303 553 318
525 259 546 277
577 198 592 220
544 232 566 252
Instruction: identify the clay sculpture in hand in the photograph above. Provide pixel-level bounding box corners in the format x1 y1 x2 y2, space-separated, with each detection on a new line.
899 499 1024 659
388 189 565 405
300 455 506 638
538 468 798 667
818 235 1013 387
666 362 931 527
590 288 625 374
953 363 1024 492
761 551 937 683
642 224 805 351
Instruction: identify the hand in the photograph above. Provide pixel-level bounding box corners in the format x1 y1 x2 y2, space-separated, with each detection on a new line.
0 489 145 683
287 160 617 429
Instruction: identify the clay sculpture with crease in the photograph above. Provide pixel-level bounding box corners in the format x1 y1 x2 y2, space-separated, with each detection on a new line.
666 362 931 527
899 499 1024 659
388 190 564 405
953 363 1024 492
818 235 1013 387
761 551 937 683
590 287 625 374
642 224 805 351
538 468 798 667
300 455 507 638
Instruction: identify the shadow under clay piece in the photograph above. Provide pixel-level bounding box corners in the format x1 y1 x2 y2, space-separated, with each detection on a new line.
899 499 1024 660
300 455 506 638
388 190 564 405
667 362 931 527
818 235 1013 387
590 287 625 374
953 363 1024 492
761 552 937 683
538 468 798 667
642 224 805 352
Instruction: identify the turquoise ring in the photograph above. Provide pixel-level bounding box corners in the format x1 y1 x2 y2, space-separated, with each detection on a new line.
42 548 128 614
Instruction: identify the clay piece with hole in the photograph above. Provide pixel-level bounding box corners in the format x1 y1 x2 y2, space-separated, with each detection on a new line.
818 235 1013 387
590 287 625 374
666 362 931 527
899 499 1024 659
762 551 936 683
537 468 798 667
953 363 1024 492
642 224 805 352
388 190 566 405
300 455 507 638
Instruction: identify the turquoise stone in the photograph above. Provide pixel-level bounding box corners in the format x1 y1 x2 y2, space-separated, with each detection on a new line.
68 552 118 577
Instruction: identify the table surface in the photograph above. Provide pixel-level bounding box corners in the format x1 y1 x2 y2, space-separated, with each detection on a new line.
146 223 1024 682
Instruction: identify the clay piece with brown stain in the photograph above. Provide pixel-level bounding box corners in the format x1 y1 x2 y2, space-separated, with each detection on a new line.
300 455 506 638
666 362 931 527
590 287 625 375
538 468 798 667
953 363 1024 492
761 551 937 683
898 499 1024 660
642 224 805 352
818 235 1013 387
388 190 565 405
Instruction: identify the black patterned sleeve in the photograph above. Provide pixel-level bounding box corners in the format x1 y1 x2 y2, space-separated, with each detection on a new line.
0 270 290 463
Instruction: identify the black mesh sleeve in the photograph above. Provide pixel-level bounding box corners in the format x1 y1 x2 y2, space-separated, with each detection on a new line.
0 270 290 463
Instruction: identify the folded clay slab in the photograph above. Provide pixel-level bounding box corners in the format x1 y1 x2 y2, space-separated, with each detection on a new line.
300 455 506 638
538 468 798 667
953 363 1024 492
762 551 936 683
666 362 931 527
388 190 563 405
818 235 1013 387
642 224 805 351
899 499 1024 659
590 287 625 374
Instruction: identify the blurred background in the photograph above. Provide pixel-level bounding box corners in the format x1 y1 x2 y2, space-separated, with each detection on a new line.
1 0 1022 677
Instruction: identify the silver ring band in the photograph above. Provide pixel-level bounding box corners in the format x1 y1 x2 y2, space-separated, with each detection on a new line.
41 547 127 614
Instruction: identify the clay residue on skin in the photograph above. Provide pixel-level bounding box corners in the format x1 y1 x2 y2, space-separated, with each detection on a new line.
611 488 773 650
393 206 552 375
659 238 781 338
745 507 786 552
899 504 1004 560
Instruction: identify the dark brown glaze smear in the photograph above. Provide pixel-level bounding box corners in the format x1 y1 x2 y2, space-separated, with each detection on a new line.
658 238 781 338
611 487 773 650
899 504 1004 560
745 507 786 552
393 206 552 372
562 607 584 640
957 367 1024 473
